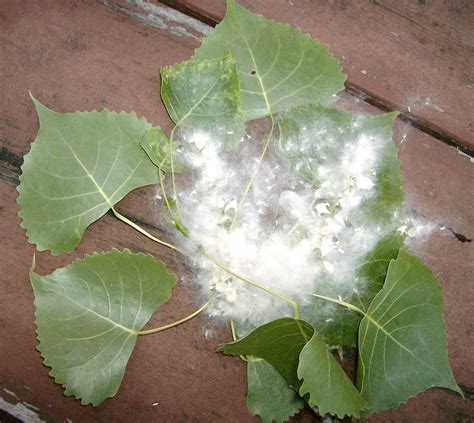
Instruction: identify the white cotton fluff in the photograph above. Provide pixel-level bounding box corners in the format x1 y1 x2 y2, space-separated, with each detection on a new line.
163 124 428 328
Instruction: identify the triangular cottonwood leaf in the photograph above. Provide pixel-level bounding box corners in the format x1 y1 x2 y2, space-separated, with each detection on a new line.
222 318 365 417
18 97 158 254
247 359 304 423
140 127 186 173
194 0 345 121
298 331 367 418
31 249 176 406
161 54 244 148
303 233 405 348
357 250 462 415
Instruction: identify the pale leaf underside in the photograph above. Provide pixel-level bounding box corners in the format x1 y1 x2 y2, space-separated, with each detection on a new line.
357 250 462 414
18 97 158 254
31 249 176 406
247 359 304 423
298 330 367 418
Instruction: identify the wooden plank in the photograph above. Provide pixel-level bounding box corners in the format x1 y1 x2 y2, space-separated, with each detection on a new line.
0 0 472 421
164 0 474 149
0 0 202 158
374 0 474 47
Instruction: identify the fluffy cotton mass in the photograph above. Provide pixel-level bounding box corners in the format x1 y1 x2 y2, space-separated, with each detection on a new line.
164 121 426 328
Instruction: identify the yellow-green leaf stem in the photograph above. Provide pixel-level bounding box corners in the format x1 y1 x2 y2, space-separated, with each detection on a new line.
230 319 249 362
138 302 209 335
310 293 365 316
168 126 183 220
112 208 185 254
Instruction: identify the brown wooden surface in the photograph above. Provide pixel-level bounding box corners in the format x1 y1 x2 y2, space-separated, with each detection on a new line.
0 0 473 422
167 0 474 150
376 0 474 47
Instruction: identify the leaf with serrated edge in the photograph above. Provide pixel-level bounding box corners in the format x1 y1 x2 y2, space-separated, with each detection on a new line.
298 331 367 418
161 54 244 148
357 250 462 415
222 318 313 388
247 359 304 423
17 96 158 254
194 0 345 121
303 233 405 348
31 249 176 406
223 318 366 417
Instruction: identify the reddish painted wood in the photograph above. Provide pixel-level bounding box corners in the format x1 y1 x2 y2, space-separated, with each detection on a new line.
375 0 474 47
168 0 474 149
0 0 473 421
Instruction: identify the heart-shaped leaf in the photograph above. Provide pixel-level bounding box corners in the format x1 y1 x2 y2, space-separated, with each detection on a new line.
18 97 158 254
31 249 176 406
194 0 345 121
357 250 462 415
247 359 304 423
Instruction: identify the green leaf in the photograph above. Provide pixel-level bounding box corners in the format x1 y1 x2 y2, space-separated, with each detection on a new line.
303 233 405 348
194 0 345 121
298 331 367 418
247 359 304 423
223 318 366 417
140 127 186 173
31 249 176 406
17 96 158 254
357 250 462 415
221 318 313 388
161 54 244 148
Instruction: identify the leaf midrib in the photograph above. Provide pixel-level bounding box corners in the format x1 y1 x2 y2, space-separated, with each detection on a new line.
37 276 139 336
56 129 114 209
233 13 272 116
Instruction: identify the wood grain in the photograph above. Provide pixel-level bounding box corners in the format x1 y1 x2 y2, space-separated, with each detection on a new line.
0 0 472 421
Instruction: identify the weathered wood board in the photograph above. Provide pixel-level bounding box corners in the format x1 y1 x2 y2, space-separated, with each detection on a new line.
0 0 472 421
